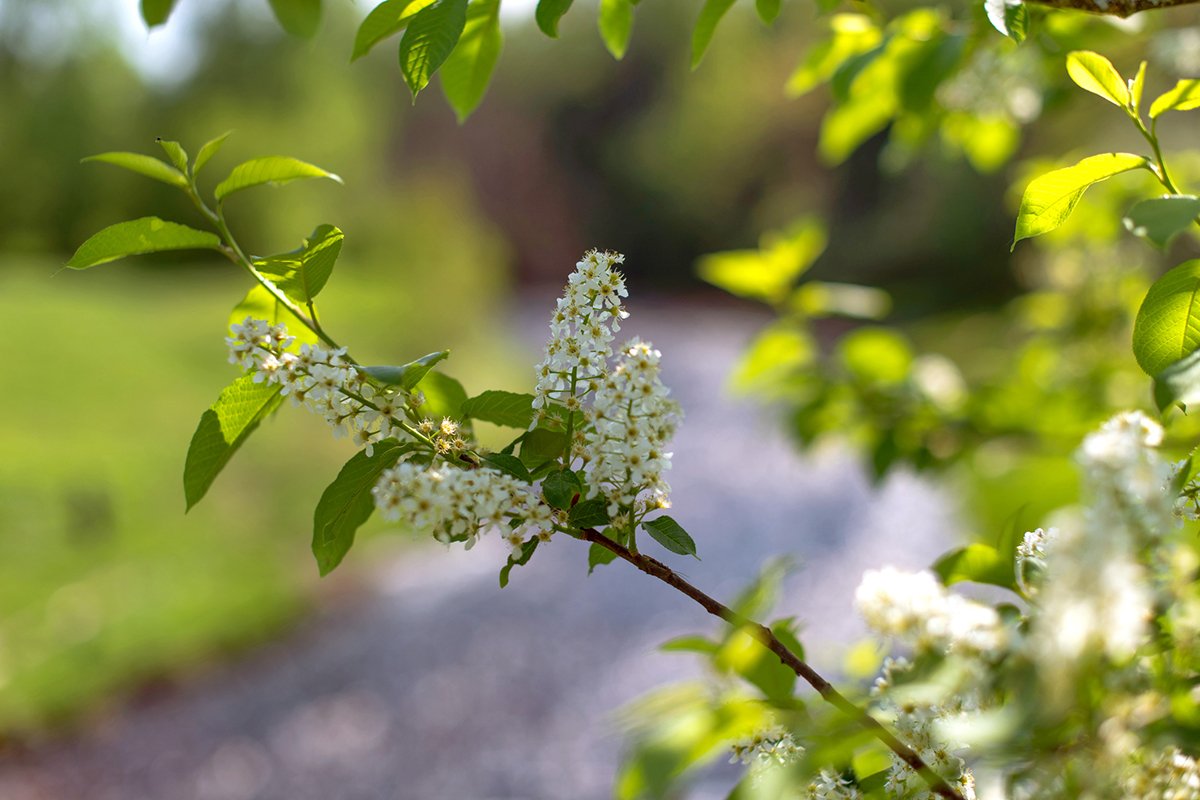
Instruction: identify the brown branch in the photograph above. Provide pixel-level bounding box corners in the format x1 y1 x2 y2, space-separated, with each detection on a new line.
580 528 966 800
1023 0 1199 17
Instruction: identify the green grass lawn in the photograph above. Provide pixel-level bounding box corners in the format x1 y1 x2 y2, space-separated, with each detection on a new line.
0 254 526 735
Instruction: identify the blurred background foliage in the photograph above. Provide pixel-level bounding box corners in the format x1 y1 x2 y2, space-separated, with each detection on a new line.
3 0 1200 747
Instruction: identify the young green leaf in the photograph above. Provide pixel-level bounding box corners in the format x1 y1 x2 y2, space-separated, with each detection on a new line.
215 157 342 203
568 497 611 529
312 440 412 576
156 139 189 173
1123 195 1200 249
1150 79 1200 120
1012 153 1150 247
140 0 178 26
83 152 188 189
352 0 436 61
461 390 535 428
500 538 539 587
184 376 285 510
588 542 618 573
1154 350 1200 413
268 0 322 38
542 468 582 509
697 219 826 304
754 0 780 24
597 0 634 60
535 0 574 37
691 0 737 69
1133 259 1200 377
1065 50 1130 109
439 0 503 121
398 0 469 98
253 224 344 304
932 544 1015 590
363 351 450 390
642 515 698 558
67 217 221 269
414 370 468 420
1130 60 1148 113
193 131 233 176
482 452 532 482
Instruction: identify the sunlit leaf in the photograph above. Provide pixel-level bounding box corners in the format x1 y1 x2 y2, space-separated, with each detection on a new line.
215 156 342 202
838 327 913 385
1012 153 1150 247
1133 259 1200 377
1123 195 1200 249
184 375 285 511
193 131 233 175
1151 79 1200 119
1154 350 1200 413
414 369 468 420
363 351 449 390
229 284 320 349
1065 50 1129 109
697 220 826 304
690 0 737 69
83 152 188 189
1130 60 1147 113
440 0 503 121
156 139 188 173
253 224 344 304
268 0 322 38
399 0 469 98
67 217 221 269
598 0 635 60
933 543 1016 590
352 0 437 61
786 14 881 97
984 0 1026 43
535 0 575 37
730 322 814 394
462 390 535 428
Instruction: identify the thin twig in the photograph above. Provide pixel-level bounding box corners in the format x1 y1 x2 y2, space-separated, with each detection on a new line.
1024 0 1199 17
579 527 966 800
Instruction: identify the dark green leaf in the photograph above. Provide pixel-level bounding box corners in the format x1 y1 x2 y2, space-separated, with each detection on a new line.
398 0 469 98
588 542 618 573
440 0 503 121
933 544 1016 590
1123 195 1200 249
690 0 736 69
193 131 232 176
1155 350 1200 413
364 350 450 390
415 370 468 420
140 0 178 26
83 152 187 189
67 217 221 269
482 452 532 482
569 497 611 529
268 0 322 37
312 440 411 575
253 224 344 304
215 157 342 202
461 390 535 428
184 376 284 510
597 0 634 60
642 515 698 557
1012 153 1150 247
542 468 582 509
156 139 188 173
754 0 780 24
519 427 567 468
352 0 436 60
535 0 574 37
500 538 539 587
1133 259 1200 377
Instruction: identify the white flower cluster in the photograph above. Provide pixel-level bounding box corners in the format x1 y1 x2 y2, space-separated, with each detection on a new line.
372 461 552 554
586 338 680 517
1124 748 1200 800
731 725 805 767
855 568 1008 657
1014 526 1057 595
227 317 410 456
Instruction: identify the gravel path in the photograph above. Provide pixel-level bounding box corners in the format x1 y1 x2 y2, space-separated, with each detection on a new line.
0 304 958 800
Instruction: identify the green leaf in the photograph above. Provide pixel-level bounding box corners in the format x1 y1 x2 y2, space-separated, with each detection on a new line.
184 375 285 510
642 515 698 558
398 0 469 98
83 152 188 189
193 131 232 176
729 322 814 394
697 220 826 304
754 0 780 24
1012 153 1150 247
440 0 503 121
1153 350 1200 413
542 468 582 509
461 390 535 428
268 0 322 38
659 635 718 654
598 0 634 60
691 0 737 69
588 542 618 573
364 351 450 390
838 327 913 385
1133 259 1200 377
984 0 1026 43
140 0 178 26
312 440 412 576
482 452 532 482
1150 79 1200 119
500 538 539 587
67 217 221 269
519 427 568 468
253 224 344 304
1124 196 1200 249
229 284 320 350
1130 60 1147 113
1065 51 1129 109
569 497 611 529
933 543 1015 590
215 157 342 202
536 0 574 37
156 139 188 173
414 370 468 420
353 0 437 61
